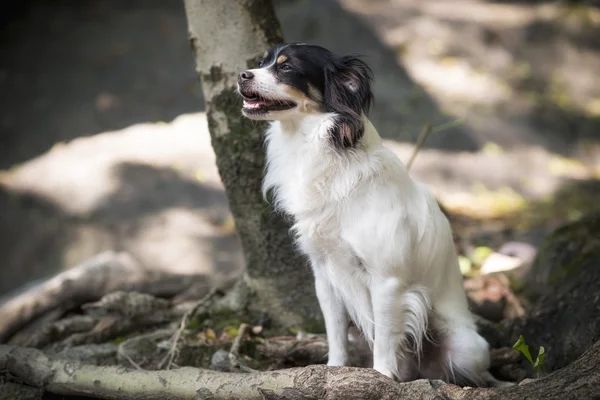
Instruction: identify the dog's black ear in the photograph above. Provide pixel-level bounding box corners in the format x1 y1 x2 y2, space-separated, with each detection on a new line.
324 55 374 148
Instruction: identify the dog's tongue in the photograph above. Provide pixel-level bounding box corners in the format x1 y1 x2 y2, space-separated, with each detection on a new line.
243 99 273 109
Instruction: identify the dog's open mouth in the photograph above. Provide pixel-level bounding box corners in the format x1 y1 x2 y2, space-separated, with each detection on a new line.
241 92 296 114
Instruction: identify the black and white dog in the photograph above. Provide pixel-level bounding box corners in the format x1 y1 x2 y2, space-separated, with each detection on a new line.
237 43 512 387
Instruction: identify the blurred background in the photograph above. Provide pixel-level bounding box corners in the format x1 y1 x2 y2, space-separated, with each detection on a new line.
1 0 600 299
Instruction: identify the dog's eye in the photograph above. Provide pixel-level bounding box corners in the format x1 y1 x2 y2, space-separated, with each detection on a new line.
279 64 292 72
258 59 265 68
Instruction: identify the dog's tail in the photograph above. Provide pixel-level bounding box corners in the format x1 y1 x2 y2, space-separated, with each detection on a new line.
398 285 431 366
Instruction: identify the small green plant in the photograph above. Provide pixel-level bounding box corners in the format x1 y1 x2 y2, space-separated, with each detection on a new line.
513 334 545 376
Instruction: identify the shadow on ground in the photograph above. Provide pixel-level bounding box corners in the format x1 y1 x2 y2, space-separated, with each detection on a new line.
0 0 203 169
1 0 600 308
0 159 241 298
338 0 600 156
0 0 470 299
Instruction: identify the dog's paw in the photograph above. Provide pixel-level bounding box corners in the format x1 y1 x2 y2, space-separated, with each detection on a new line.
481 371 516 388
373 366 395 380
327 359 346 367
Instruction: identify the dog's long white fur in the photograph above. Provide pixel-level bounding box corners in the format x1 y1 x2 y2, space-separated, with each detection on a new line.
261 113 510 386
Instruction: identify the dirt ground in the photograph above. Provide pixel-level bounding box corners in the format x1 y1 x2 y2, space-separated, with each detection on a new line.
1 0 600 299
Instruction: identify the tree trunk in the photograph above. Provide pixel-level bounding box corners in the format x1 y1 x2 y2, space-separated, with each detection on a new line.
183 0 323 333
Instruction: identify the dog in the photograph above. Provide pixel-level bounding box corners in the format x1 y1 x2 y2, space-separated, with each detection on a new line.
237 43 512 387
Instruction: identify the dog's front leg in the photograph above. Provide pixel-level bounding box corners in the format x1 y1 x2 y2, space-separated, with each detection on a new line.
313 267 349 366
371 276 405 380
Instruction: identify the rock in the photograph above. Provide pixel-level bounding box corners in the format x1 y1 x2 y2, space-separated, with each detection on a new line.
480 242 537 292
210 349 231 371
497 242 537 266
480 252 523 276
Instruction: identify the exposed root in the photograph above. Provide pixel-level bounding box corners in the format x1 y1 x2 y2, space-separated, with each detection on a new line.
2 342 600 400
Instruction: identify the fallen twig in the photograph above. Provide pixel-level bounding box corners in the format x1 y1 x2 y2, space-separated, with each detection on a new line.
158 288 220 370
117 346 144 370
406 124 432 171
228 323 256 372
406 118 465 171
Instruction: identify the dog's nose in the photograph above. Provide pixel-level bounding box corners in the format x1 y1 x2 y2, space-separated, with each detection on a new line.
238 70 254 83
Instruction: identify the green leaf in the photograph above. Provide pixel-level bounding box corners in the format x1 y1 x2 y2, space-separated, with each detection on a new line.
470 246 494 266
534 346 545 373
513 335 534 365
458 255 473 275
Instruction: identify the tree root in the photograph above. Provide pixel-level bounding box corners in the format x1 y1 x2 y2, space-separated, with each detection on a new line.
9 315 97 348
6 291 188 352
0 251 215 343
2 341 600 400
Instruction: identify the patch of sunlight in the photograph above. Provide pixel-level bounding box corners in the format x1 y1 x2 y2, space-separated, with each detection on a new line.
194 168 206 182
558 3 600 27
415 1 593 28
443 184 527 220
585 98 600 117
547 155 588 179
427 38 446 56
482 142 504 155
131 207 231 276
405 58 511 104
421 1 540 28
510 182 600 231
0 112 219 215
50 141 67 151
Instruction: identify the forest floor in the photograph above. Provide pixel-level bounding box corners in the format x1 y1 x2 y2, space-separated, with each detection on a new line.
1 0 600 305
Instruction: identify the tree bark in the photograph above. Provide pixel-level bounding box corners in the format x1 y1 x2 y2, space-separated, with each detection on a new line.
183 0 323 333
505 212 600 373
2 341 600 400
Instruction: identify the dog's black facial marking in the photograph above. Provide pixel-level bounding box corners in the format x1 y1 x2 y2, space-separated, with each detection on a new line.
240 43 374 130
267 44 330 105
265 44 374 148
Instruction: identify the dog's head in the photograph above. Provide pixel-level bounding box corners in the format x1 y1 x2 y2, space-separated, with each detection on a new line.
237 43 374 147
